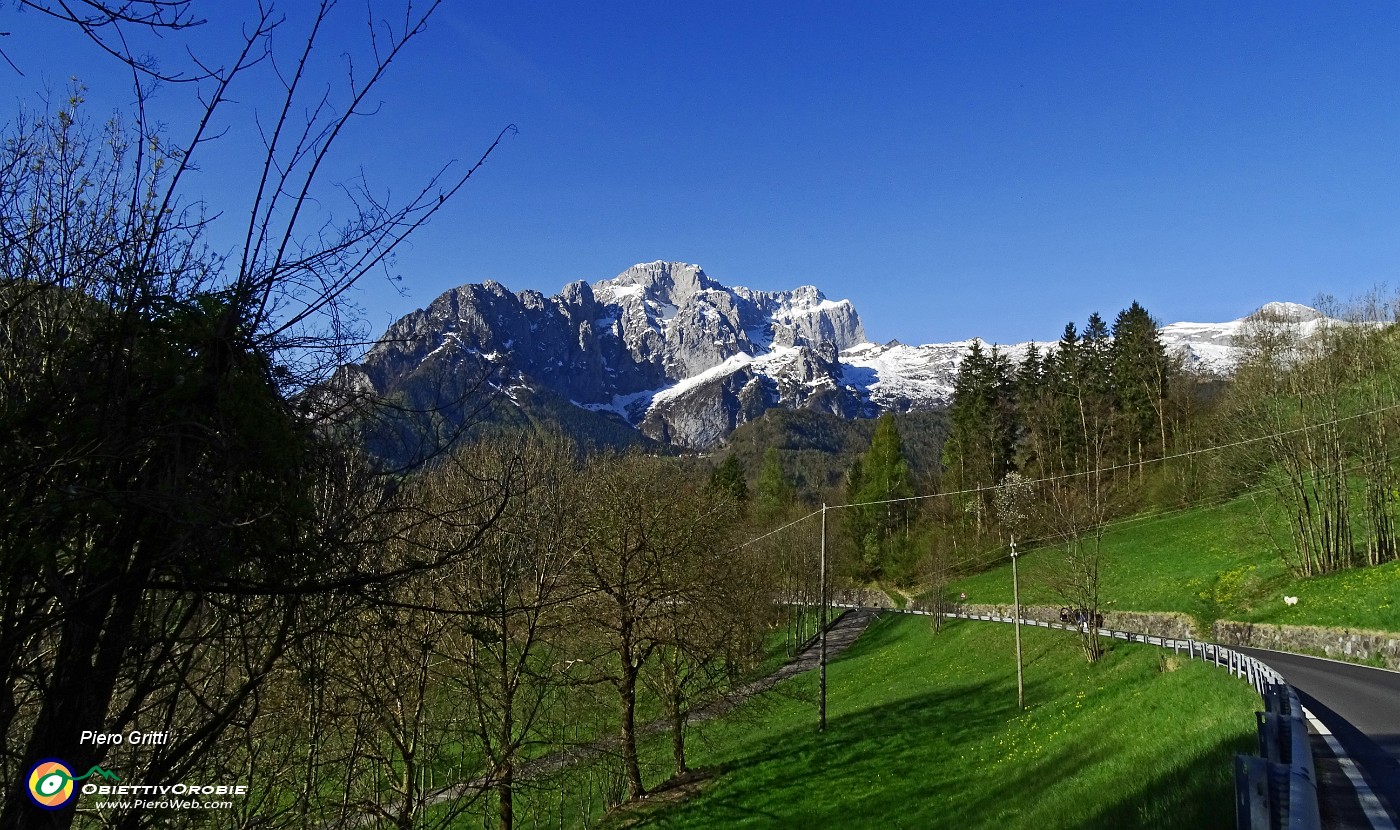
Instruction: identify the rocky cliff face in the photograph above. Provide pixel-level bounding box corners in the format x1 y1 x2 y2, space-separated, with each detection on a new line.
343 262 1334 451
343 261 870 448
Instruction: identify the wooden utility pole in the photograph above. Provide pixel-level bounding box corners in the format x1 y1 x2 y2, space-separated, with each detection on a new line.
1011 536 1024 710
819 504 828 732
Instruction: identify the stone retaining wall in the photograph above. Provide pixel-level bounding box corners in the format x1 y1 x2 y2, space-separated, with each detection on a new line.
1213 620 1400 670
938 603 1200 639
831 588 896 609
833 595 1400 669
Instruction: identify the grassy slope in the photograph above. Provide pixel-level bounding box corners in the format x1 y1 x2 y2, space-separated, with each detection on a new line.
947 495 1400 633
596 614 1257 830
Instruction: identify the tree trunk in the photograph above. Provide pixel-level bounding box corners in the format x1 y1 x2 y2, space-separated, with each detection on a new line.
497 764 514 830
4 567 145 830
498 603 515 830
667 658 687 777
618 639 644 800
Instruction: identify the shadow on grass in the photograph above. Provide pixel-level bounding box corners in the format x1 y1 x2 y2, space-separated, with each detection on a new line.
629 677 1009 828
1077 733 1253 830
628 688 1248 829
825 611 907 662
620 620 1253 829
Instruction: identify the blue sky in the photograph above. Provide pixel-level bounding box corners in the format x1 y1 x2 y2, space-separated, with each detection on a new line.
5 2 1400 345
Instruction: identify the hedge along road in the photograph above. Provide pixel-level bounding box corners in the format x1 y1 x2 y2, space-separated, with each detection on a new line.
1235 646 1400 828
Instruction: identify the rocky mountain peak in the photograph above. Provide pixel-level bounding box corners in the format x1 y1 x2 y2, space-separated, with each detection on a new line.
343 262 871 449
559 279 595 309
594 261 719 307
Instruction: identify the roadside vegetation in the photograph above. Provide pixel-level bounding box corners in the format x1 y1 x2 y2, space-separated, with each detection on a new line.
753 292 1400 642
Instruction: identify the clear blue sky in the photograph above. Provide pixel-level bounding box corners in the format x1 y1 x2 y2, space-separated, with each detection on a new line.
5 1 1400 345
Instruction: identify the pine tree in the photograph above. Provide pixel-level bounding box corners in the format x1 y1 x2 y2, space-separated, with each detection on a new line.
846 414 916 577
1078 312 1116 469
1047 323 1085 474
710 454 749 504
1111 301 1171 465
755 447 795 521
943 340 1016 522
1014 342 1049 475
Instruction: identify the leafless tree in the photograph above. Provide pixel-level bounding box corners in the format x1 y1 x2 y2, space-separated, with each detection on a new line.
0 3 513 828
568 452 741 802
1227 306 1355 575
429 434 584 830
2 1 203 78
1329 293 1400 566
1038 474 1112 662
646 501 762 780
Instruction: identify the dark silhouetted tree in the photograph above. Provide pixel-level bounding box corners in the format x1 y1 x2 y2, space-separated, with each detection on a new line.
710 453 749 505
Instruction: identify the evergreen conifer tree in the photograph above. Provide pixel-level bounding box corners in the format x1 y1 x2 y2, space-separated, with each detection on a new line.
942 340 1016 523
1111 301 1172 463
1014 342 1049 475
1048 323 1085 473
710 454 749 504
846 414 916 577
1078 312 1117 467
755 447 796 521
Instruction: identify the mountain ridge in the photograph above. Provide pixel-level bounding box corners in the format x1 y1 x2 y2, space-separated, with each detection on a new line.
341 261 1326 451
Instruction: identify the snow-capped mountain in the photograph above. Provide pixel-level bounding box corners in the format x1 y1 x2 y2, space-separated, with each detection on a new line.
339 262 1333 451
1158 301 1333 375
338 262 869 448
836 301 1346 412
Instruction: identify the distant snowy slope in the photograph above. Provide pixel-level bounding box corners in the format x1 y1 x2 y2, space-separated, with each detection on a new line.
829 302 1349 412
1158 301 1334 375
841 341 979 410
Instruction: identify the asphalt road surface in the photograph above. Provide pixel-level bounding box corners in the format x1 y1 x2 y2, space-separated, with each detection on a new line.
1236 646 1400 825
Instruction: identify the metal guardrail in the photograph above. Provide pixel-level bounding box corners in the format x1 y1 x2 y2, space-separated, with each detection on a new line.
827 603 1321 830
1237 683 1319 830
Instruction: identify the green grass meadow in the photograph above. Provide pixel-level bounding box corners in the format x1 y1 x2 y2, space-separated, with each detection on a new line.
947 495 1400 634
513 613 1260 830
428 491 1393 829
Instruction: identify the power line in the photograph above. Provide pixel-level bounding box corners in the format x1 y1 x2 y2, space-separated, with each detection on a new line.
832 399 1400 512
731 507 823 551
730 398 1400 551
871 440 1400 577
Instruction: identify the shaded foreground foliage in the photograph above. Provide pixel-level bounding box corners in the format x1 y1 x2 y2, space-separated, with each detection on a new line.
0 4 774 829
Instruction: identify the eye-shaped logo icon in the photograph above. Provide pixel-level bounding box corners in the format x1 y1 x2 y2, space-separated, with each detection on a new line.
27 759 75 810
24 759 119 810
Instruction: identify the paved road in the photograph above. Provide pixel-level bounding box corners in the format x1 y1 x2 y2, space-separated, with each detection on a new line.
1236 646 1400 825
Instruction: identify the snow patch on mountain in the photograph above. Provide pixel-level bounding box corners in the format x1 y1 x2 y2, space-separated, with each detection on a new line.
831 303 1351 411
652 351 764 406
838 339 1045 410
1157 302 1339 375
